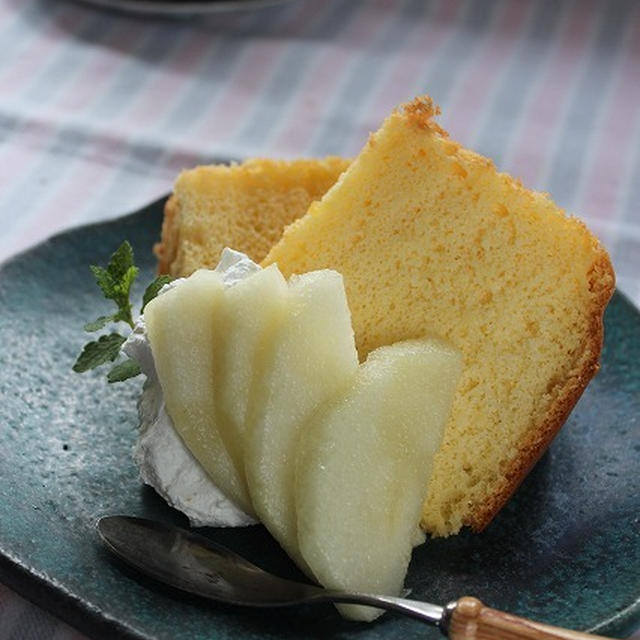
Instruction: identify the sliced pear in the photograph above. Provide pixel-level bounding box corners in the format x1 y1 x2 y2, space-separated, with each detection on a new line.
245 270 359 568
296 339 462 621
212 264 289 484
144 270 255 517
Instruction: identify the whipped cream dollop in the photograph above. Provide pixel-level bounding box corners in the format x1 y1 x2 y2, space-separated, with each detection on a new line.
123 249 261 527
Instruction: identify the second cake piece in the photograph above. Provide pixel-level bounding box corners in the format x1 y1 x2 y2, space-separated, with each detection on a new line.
155 157 349 277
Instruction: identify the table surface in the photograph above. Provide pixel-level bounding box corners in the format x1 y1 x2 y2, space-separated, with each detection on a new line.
0 0 638 638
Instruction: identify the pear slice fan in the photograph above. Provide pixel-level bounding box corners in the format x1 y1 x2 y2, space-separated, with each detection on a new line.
144 262 461 621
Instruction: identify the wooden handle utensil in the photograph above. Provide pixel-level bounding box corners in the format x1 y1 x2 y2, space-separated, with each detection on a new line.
446 597 611 640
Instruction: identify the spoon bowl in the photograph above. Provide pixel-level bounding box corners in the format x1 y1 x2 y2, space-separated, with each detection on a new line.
97 515 614 640
97 516 445 622
98 515 322 607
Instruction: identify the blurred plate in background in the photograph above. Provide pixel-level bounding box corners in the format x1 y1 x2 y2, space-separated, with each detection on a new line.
73 0 297 16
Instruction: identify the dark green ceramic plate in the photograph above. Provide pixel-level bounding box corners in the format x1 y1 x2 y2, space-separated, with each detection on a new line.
0 198 638 640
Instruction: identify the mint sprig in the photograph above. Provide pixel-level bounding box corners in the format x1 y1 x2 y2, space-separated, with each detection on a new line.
73 241 172 383
86 241 138 331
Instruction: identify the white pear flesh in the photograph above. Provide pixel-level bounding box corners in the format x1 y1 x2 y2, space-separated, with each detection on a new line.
213 265 289 484
144 269 255 517
245 270 359 568
296 339 462 621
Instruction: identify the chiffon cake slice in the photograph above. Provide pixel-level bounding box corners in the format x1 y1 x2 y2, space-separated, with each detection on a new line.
264 96 615 536
155 157 350 277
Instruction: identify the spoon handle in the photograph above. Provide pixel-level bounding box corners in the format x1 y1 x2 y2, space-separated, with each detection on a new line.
324 590 444 624
446 597 614 640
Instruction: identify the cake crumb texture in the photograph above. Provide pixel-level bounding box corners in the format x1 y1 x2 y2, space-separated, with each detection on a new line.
264 96 615 536
155 157 350 276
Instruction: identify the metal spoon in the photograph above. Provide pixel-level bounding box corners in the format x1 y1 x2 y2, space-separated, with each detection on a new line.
97 516 612 640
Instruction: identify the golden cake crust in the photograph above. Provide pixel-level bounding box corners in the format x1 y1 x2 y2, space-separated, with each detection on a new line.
155 194 179 275
472 242 613 531
264 96 615 535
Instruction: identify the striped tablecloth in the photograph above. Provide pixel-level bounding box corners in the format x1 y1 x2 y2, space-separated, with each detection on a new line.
1 0 638 637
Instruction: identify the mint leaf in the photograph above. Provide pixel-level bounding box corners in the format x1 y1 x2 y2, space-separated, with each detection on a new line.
112 264 139 326
90 265 115 300
107 358 141 383
89 241 139 329
84 315 115 332
108 240 135 281
72 333 126 373
141 275 172 312
107 240 133 280
120 264 139 294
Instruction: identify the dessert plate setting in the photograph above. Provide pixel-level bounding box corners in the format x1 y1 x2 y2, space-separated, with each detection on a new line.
0 197 638 640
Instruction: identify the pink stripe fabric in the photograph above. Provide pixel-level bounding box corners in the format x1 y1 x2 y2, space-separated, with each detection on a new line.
194 41 284 141
186 0 323 147
10 137 127 251
506 0 598 188
0 132 43 187
121 31 213 127
344 0 464 152
273 3 394 154
579 10 640 224
443 0 532 144
362 0 463 127
0 7 96 98
50 22 144 113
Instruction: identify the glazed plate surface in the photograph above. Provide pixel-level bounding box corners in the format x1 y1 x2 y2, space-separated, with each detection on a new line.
0 198 638 640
